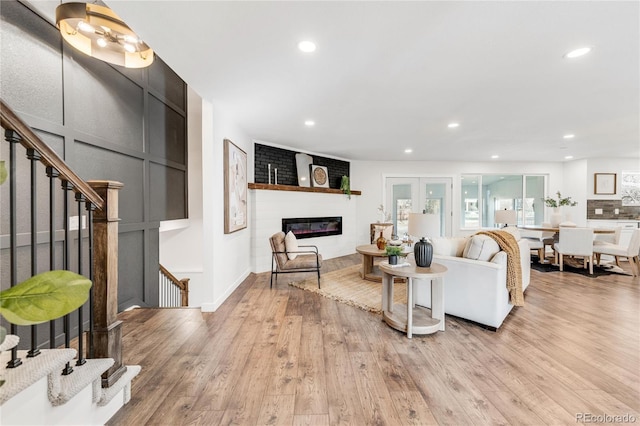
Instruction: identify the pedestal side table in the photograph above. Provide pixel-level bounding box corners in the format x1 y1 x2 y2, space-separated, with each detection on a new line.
379 261 447 338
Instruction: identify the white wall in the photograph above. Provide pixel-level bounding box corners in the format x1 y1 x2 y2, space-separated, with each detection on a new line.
159 89 252 312
351 160 565 241
562 159 588 225
250 190 357 273
201 103 253 312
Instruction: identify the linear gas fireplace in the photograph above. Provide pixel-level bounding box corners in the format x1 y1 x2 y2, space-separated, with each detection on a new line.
282 216 342 239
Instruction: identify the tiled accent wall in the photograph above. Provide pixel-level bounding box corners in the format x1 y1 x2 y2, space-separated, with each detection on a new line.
254 143 350 188
586 199 640 220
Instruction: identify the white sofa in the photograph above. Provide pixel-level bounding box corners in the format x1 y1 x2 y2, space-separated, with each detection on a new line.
413 234 531 329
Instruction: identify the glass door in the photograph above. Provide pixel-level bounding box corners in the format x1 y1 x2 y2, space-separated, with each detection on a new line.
385 177 452 238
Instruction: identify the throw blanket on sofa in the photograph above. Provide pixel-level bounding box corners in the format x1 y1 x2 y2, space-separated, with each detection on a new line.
477 230 525 306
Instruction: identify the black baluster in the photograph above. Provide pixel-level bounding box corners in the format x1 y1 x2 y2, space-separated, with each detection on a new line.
5 130 22 368
26 148 41 358
76 193 86 366
46 167 59 348
86 202 95 359
61 181 73 375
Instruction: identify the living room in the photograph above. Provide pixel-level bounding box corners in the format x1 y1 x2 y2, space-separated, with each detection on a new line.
1 1 638 424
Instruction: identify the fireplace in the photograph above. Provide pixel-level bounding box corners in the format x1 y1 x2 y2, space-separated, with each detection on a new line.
282 216 342 239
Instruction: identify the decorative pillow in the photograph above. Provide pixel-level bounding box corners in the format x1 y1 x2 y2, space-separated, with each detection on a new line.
463 235 501 262
284 231 299 260
432 237 468 257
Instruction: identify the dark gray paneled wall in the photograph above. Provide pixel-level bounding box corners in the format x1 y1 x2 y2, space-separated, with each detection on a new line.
0 1 188 312
254 143 350 188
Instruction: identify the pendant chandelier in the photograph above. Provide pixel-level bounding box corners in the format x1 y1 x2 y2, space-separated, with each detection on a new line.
56 2 154 68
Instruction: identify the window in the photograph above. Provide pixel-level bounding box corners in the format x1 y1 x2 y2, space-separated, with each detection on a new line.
461 174 546 229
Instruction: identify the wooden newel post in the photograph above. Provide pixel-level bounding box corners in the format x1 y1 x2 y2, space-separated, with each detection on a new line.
88 180 126 387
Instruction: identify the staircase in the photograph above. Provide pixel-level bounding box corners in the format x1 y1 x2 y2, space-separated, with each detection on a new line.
1 99 140 424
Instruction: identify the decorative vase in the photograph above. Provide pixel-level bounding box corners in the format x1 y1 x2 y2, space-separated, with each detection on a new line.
414 237 433 267
550 207 562 227
376 231 387 250
388 255 398 265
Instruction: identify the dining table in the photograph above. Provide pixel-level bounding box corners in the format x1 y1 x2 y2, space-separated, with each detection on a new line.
518 225 616 234
518 225 615 264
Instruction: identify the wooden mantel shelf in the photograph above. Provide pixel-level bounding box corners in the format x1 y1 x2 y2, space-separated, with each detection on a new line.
248 183 361 196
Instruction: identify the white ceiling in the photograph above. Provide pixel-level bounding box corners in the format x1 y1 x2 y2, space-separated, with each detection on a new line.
110 1 639 163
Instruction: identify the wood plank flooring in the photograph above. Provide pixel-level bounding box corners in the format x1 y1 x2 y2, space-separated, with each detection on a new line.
108 255 639 425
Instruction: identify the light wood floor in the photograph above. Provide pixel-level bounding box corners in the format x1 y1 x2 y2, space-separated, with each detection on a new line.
108 255 639 425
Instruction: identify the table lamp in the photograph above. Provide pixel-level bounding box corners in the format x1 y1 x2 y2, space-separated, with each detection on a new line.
494 209 517 228
408 213 440 267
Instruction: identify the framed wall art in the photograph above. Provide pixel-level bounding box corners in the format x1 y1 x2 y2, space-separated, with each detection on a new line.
621 171 640 206
594 173 616 195
224 139 247 233
310 164 329 188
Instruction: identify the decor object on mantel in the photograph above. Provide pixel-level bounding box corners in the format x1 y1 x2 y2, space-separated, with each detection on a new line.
340 175 351 199
310 165 329 188
408 213 440 267
543 191 578 227
56 2 154 68
295 153 313 187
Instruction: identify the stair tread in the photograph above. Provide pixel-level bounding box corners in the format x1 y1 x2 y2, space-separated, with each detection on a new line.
50 358 115 406
0 349 76 405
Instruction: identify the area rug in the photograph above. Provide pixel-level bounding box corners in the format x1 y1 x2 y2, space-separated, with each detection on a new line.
531 256 632 277
288 264 407 314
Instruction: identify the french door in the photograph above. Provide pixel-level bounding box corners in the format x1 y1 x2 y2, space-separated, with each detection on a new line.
385 177 453 238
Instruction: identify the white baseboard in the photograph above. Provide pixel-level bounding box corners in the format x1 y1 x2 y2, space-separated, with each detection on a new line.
200 268 252 313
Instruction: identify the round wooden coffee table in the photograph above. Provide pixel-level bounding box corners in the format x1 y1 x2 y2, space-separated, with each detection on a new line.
355 244 389 282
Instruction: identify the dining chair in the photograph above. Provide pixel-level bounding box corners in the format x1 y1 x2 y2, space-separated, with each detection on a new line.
593 226 622 246
522 222 554 263
553 227 595 274
593 228 640 277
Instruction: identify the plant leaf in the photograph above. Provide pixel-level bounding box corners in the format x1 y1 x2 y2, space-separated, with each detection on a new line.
0 271 92 326
0 326 5 346
0 161 7 185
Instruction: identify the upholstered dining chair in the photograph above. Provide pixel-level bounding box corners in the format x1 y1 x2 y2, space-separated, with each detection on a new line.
593 228 640 277
522 222 554 263
269 231 323 288
553 227 595 274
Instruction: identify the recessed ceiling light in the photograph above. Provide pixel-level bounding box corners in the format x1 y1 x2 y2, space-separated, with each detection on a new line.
448 122 460 128
304 120 315 126
563 134 575 139
565 155 574 160
491 155 499 159
404 148 413 153
298 41 316 53
564 46 592 59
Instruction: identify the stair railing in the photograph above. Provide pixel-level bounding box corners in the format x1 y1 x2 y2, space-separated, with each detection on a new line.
159 264 189 307
1 99 124 387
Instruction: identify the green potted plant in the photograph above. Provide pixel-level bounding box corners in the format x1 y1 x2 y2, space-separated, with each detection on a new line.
385 245 403 265
543 191 578 226
340 175 351 199
542 191 578 208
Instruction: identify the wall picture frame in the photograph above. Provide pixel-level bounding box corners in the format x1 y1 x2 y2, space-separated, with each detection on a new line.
594 173 616 195
224 139 247 234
